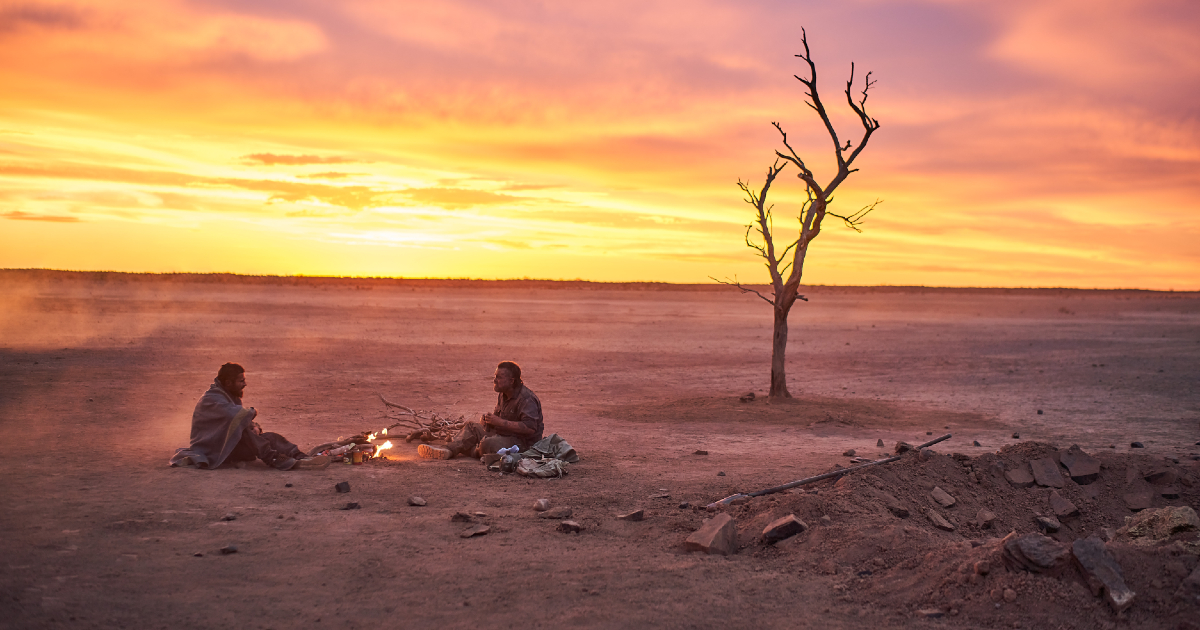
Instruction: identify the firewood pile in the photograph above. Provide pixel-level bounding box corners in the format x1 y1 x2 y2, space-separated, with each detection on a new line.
377 394 469 442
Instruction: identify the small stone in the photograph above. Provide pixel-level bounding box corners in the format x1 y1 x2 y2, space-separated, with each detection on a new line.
193 552 203 557
451 511 473 522
930 486 956 508
460 524 490 538
678 502 690 509
974 560 991 575
1035 515 1061 532
334 481 350 493
1004 465 1036 488
895 441 913 454
928 510 955 531
1072 536 1136 612
472 511 487 517
926 431 933 435
1002 532 1070 573
1037 409 1043 415
1131 442 1144 448
533 499 551 511
843 448 856 457
877 439 885 448
1003 589 1017 602
693 450 708 455
916 609 943 619
1030 457 1065 488
1012 433 1020 439
558 520 583 533
219 545 237 554
761 514 808 544
716 471 725 476
684 513 737 555
340 502 360 510
973 440 982 447
919 448 935 462
221 513 236 521
407 496 427 507
1160 487 1181 499
976 509 997 529
1049 491 1079 518
820 515 832 526
617 509 645 521
284 483 293 488
539 506 572 519
969 472 980 484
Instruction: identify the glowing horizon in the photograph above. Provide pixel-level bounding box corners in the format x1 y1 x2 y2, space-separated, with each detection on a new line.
2 0 1197 289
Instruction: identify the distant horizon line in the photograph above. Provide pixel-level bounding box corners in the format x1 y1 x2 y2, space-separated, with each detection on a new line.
1 268 1195 294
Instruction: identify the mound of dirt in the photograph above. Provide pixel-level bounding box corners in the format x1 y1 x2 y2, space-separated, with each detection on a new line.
707 441 1200 628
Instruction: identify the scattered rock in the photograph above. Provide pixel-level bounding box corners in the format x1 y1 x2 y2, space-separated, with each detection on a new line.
871 489 909 518
975 509 997 529
220 513 236 522
1058 445 1101 484
916 609 944 619
1030 457 1065 488
558 520 583 533
693 449 709 455
219 545 237 554
1012 433 1020 439
539 507 573 519
334 481 350 493
1072 536 1136 612
1049 491 1079 518
1131 442 1144 448
1037 409 1043 415
1004 465 1036 488
678 502 690 509
684 513 737 555
928 510 955 531
973 440 982 447
617 509 645 522
926 431 933 436
974 560 991 575
1035 515 1061 532
472 511 487 518
1144 468 1178 486
407 496 427 507
193 552 203 557
1001 532 1070 574
340 502 360 510
930 486 956 508
895 442 913 454
1117 506 1199 543
761 514 807 544
919 448 935 462
843 448 856 457
460 524 490 538
820 515 832 526
533 499 551 511
649 493 670 499
1122 487 1155 511
1003 588 1017 602
284 483 293 488
728 496 750 506
1175 564 1200 605
716 471 725 476
1160 487 1181 499
739 392 755 402
877 439 885 448
451 512 473 522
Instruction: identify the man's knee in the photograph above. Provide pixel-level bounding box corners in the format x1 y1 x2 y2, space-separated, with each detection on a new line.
480 435 520 456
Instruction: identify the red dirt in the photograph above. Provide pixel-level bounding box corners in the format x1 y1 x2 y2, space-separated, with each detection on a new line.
1 270 1197 629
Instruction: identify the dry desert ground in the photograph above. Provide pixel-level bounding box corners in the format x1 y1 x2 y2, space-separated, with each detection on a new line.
1 270 1198 629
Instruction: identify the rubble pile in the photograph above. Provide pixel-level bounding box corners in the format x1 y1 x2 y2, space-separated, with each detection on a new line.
703 441 1200 627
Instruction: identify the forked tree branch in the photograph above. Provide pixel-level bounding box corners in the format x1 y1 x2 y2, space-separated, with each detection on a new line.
709 276 776 305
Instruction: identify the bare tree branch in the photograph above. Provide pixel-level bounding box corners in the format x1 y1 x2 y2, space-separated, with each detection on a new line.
709 276 775 305
827 199 881 233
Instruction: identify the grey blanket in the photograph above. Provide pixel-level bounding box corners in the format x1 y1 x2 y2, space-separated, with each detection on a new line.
169 380 257 469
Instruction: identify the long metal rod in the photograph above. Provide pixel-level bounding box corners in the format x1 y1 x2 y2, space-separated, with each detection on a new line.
706 433 952 508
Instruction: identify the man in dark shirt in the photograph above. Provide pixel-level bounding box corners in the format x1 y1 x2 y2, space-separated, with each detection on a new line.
418 361 543 460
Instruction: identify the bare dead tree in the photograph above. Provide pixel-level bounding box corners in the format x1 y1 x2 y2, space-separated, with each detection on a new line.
713 29 881 399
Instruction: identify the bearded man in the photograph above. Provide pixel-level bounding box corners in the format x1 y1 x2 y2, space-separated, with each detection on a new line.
417 361 543 460
169 363 329 471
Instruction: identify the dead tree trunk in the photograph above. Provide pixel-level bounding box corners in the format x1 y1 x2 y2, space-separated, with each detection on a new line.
714 29 881 399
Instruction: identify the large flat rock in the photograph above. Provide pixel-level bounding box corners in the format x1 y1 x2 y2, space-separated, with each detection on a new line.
685 513 737 555
1005 464 1036 488
1003 532 1070 574
1031 457 1065 488
1072 536 1135 612
1049 490 1079 518
1058 445 1101 484
761 514 807 544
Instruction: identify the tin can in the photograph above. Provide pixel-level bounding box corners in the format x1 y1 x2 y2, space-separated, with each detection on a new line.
351 450 363 464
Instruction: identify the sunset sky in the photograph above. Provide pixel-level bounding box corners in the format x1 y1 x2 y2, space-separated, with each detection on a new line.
1 0 1197 288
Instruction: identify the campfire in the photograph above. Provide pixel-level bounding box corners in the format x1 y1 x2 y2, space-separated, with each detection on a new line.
306 394 463 463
